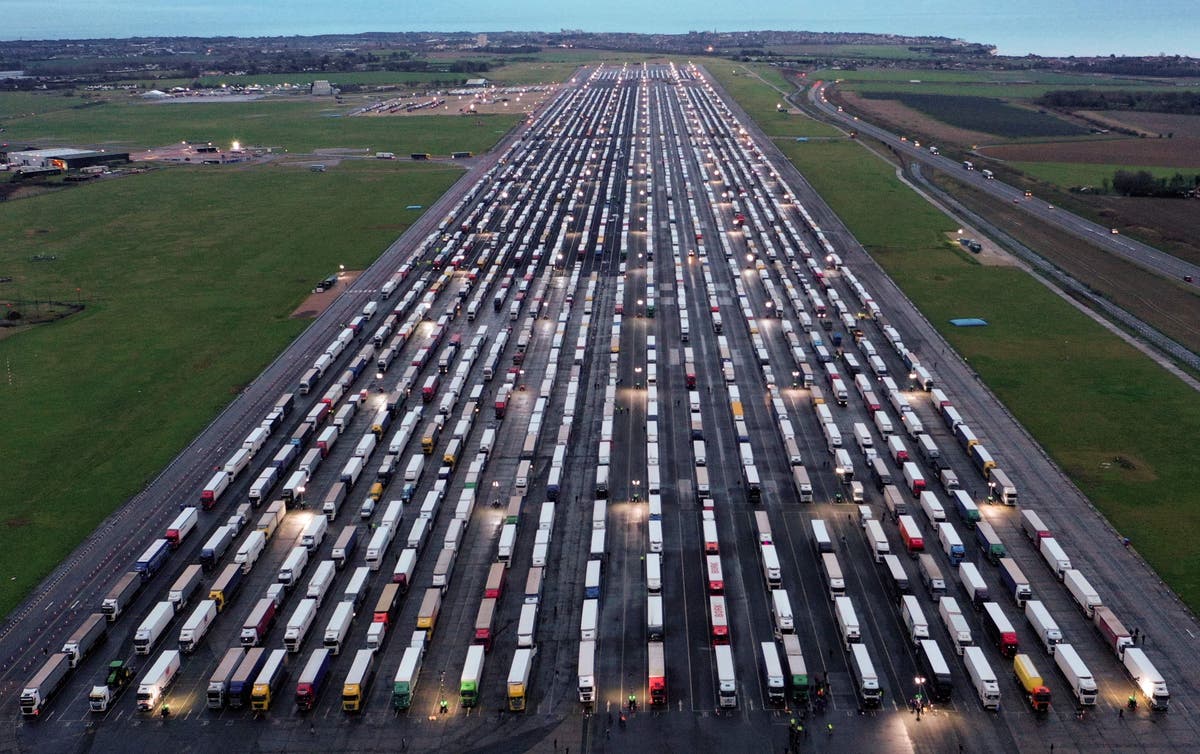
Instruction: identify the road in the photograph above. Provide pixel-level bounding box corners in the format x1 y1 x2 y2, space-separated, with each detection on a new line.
4 63 1200 754
807 81 1200 286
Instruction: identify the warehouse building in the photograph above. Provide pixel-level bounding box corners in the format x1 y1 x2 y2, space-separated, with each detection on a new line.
3 147 129 171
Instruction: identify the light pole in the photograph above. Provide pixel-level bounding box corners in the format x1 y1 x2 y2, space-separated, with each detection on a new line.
914 676 926 719
632 480 641 503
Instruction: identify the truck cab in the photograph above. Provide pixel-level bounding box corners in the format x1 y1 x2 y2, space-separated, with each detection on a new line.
89 660 135 712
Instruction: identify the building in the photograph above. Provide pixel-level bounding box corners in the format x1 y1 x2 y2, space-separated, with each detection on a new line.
3 147 129 171
311 80 334 96
465 78 489 88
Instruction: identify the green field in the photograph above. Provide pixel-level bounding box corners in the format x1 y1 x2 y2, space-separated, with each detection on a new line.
860 92 1088 138
0 94 521 154
771 136 1200 609
1010 161 1193 189
706 64 842 139
0 161 462 616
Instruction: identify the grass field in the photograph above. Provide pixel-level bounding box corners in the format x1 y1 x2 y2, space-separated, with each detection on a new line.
0 95 521 154
706 64 842 139
860 92 1088 138
772 138 1200 610
1010 161 1194 189
810 67 1200 87
0 161 462 616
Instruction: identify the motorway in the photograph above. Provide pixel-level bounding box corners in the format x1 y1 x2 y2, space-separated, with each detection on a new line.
807 81 1200 286
4 63 1200 754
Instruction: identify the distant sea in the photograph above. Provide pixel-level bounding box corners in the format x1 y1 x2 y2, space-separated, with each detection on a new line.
2 0 1195 57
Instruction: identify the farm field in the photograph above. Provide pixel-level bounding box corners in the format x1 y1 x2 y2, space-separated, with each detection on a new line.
0 94 521 154
1089 194 1200 267
860 92 1088 137
196 70 465 88
807 67 1134 85
760 130 1200 609
981 136 1200 168
1077 110 1200 138
1010 160 1194 189
0 160 462 617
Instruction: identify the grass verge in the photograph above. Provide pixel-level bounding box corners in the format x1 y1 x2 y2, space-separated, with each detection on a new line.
706 64 842 139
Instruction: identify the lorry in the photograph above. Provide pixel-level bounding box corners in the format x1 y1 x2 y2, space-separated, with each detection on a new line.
240 597 278 646
849 643 882 708
1025 600 1063 654
1013 654 1051 713
835 596 860 648
982 601 1019 657
416 588 441 637
342 648 376 713
1053 643 1097 706
508 648 535 712
820 552 846 601
938 522 965 565
715 644 737 708
20 653 71 717
939 597 973 655
964 646 1001 710
771 589 794 637
205 647 246 709
578 640 597 705
1092 606 1133 658
235 530 266 574
974 522 1006 564
208 562 244 612
168 564 203 610
165 507 198 548
1020 509 1051 541
200 525 234 570
460 644 485 707
959 562 989 609
915 639 953 703
324 601 355 655
898 515 925 555
250 649 288 712
134 539 170 582
295 647 332 711
62 613 107 668
901 595 929 644
999 558 1033 607
278 545 310 586
392 644 424 711
1039 538 1072 580
1063 569 1102 618
952 490 981 528
178 599 217 653
781 634 809 703
919 554 946 598
285 599 319 653
88 659 135 712
301 515 328 551
134 601 175 655
135 650 181 712
1123 647 1170 711
760 641 785 706
332 525 359 568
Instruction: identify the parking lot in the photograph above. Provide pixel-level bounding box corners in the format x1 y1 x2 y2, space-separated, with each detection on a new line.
7 63 1200 754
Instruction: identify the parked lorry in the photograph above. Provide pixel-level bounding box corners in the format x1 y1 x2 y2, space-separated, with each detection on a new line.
1123 647 1170 711
178 600 218 653
1013 654 1051 713
963 646 1000 710
206 647 246 709
392 644 424 711
982 601 1019 657
295 647 333 711
835 596 860 648
1092 606 1133 658
168 564 203 610
240 597 278 647
20 653 71 717
88 659 135 712
200 525 234 571
1025 600 1063 654
135 650 181 712
134 601 175 655
1039 538 1072 580
1053 643 1097 706
1063 569 1102 618
999 558 1033 607
715 644 737 708
939 597 973 655
62 613 107 668
849 643 882 708
209 562 244 612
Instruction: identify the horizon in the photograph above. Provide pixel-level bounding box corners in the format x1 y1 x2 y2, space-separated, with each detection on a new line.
0 0 1195 58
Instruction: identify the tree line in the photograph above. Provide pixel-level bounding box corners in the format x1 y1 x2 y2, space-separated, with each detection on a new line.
1037 90 1200 115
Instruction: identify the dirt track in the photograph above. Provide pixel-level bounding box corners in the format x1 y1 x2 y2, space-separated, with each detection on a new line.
290 271 362 319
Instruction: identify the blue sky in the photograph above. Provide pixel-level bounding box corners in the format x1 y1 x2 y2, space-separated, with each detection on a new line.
1 0 1194 57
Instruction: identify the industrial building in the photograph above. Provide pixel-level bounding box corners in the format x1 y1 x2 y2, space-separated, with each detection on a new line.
2 147 129 172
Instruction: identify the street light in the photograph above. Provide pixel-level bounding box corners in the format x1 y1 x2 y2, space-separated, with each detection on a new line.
914 675 926 719
632 480 641 503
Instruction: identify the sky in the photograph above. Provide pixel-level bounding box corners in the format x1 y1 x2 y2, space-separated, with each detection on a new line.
0 0 1195 57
